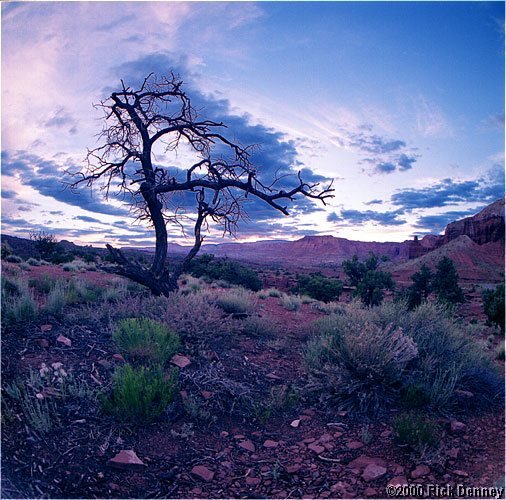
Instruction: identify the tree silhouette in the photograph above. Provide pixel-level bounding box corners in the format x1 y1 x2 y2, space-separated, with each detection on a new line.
432 257 464 305
406 263 433 309
71 73 333 296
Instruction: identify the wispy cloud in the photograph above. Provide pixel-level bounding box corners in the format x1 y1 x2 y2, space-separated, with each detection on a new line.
327 208 406 226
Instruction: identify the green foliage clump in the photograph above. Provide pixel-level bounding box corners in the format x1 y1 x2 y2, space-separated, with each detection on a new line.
342 254 394 306
432 257 464 305
304 301 503 415
2 278 38 327
5 254 23 263
102 364 177 423
280 293 302 311
482 284 505 331
294 272 343 303
214 288 256 315
406 264 433 310
26 257 41 266
113 317 181 365
393 412 438 450
189 254 262 291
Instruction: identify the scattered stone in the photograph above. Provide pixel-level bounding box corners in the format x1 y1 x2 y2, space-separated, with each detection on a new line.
364 487 378 497
263 440 279 448
56 335 71 347
308 443 325 454
201 391 213 399
452 470 468 477
266 372 281 380
112 353 126 363
35 393 44 400
234 434 245 439
389 476 408 485
190 487 202 496
380 429 392 438
362 464 387 481
391 464 404 475
107 450 146 471
303 437 316 443
290 419 301 428
455 389 474 398
286 464 301 474
191 465 215 482
411 465 430 479
347 455 387 470
319 433 333 443
220 431 229 438
40 324 53 332
450 420 466 434
245 477 261 486
238 440 255 453
170 354 191 368
346 441 364 450
36 338 50 348
448 447 460 459
333 431 343 438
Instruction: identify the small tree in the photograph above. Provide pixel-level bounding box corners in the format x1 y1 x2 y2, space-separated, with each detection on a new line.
30 231 58 260
431 257 464 305
406 263 433 310
71 73 333 296
342 254 394 306
482 284 505 330
294 272 343 302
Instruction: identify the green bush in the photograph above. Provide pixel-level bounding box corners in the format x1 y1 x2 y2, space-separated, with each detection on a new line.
26 257 41 266
5 254 23 263
102 364 177 423
393 412 438 450
189 254 262 291
432 257 464 305
113 317 181 365
280 293 302 312
2 278 38 327
242 314 276 337
267 288 282 298
215 288 256 315
294 272 343 303
482 284 505 330
304 301 503 415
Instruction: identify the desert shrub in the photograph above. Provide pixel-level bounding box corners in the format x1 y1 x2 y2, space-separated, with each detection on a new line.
28 274 55 294
304 301 503 415
49 251 74 264
294 272 343 303
257 290 268 300
214 288 256 315
242 314 276 338
280 293 302 312
1 242 13 259
2 280 38 327
393 412 438 450
26 257 41 266
45 281 69 317
5 254 22 263
70 279 101 303
482 284 505 331
267 288 282 298
102 279 129 301
102 364 177 423
189 254 262 291
113 318 181 365
62 262 78 272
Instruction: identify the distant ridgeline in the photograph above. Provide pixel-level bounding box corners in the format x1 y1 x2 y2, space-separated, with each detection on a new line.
408 198 505 260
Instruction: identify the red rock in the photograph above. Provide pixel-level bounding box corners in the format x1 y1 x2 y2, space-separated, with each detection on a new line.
391 463 404 475
347 456 387 470
112 353 125 362
380 430 392 438
40 324 53 332
411 465 430 479
245 477 261 486
346 441 364 450
266 372 281 380
191 465 214 482
238 440 255 452
455 389 474 398
171 354 191 368
220 431 229 438
233 434 245 439
286 464 301 474
389 476 408 485
56 335 71 347
448 447 460 459
450 420 466 434
263 440 279 448
319 433 333 443
190 487 202 496
201 391 213 399
36 338 50 348
303 437 316 443
364 487 377 497
337 410 348 417
308 443 325 454
107 450 146 471
333 431 343 438
362 464 387 481
452 470 468 477
290 419 301 428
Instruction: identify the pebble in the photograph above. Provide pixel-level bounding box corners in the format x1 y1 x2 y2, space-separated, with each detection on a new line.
107 450 146 471
308 443 325 454
191 465 215 482
450 420 466 434
290 419 301 428
56 335 71 347
346 441 364 450
238 440 255 452
411 464 430 479
263 440 279 448
362 464 387 481
170 354 191 368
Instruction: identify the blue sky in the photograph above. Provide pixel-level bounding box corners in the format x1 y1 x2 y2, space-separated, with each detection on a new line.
2 1 504 247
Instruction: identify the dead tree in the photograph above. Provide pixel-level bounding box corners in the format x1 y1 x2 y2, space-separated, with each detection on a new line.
72 73 334 296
